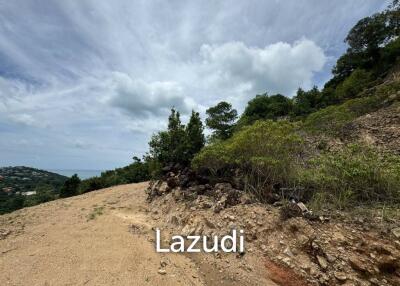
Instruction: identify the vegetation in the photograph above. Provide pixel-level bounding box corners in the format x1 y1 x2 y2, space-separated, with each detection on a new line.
193 120 304 201
300 144 400 209
60 174 81 198
2 1 399 214
148 108 205 171
205 101 238 140
79 158 151 193
0 167 68 214
237 93 292 126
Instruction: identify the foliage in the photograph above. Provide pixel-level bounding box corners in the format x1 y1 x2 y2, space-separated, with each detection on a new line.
291 86 321 117
185 110 205 160
328 1 399 92
193 120 304 201
300 144 400 209
0 192 24 215
59 174 81 198
24 184 56 207
79 158 151 193
238 94 292 126
205 101 238 140
303 97 380 136
149 109 187 167
333 69 373 101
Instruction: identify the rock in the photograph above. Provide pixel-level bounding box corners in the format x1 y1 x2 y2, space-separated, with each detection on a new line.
166 176 179 188
158 269 167 275
296 202 308 212
213 202 224 213
203 218 216 229
334 271 347 282
283 247 294 257
240 193 252 204
0 229 11 240
317 255 328 270
349 256 368 273
391 227 400 238
160 260 168 267
169 215 179 225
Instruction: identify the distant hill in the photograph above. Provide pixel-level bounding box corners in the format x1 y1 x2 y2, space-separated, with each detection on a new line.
0 166 68 195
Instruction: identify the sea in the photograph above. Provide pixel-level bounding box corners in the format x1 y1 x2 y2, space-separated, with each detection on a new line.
49 169 104 179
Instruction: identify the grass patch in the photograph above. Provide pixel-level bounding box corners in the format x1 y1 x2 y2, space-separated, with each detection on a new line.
87 206 104 221
300 144 400 209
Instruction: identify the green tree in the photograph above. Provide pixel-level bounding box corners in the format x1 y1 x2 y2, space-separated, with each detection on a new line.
206 101 237 140
292 86 321 117
148 108 189 167
186 110 205 159
60 174 81 198
240 93 292 125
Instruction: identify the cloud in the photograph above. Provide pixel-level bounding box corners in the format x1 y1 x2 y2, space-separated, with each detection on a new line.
0 0 387 169
200 39 327 98
109 72 195 118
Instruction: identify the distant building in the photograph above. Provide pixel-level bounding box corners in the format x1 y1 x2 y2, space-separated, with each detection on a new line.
22 191 37 196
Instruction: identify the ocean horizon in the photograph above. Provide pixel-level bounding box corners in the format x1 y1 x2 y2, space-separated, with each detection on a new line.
49 169 104 179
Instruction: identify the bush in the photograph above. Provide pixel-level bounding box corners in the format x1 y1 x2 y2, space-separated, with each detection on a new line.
193 120 304 201
334 69 373 101
300 144 400 209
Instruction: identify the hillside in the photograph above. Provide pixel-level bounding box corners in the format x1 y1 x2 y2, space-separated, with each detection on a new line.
0 166 68 214
1 182 399 286
0 166 67 195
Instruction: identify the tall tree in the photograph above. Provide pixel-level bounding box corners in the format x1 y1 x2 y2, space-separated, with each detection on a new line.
206 101 237 140
186 110 205 159
148 108 188 167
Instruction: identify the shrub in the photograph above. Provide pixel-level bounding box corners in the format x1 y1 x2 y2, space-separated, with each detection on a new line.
300 144 400 209
334 69 373 101
193 120 304 201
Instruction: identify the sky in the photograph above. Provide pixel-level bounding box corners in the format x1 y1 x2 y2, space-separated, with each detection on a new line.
0 0 390 170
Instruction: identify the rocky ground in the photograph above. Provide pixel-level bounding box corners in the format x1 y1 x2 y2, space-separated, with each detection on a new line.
344 101 400 155
147 168 400 286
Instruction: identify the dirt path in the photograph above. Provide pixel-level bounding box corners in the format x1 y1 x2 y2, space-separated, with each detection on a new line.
0 183 277 286
0 183 206 285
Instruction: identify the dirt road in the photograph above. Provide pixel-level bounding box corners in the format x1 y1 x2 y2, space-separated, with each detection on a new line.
0 183 277 286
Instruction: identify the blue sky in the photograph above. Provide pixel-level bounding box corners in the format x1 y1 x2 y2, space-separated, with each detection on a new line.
0 0 389 170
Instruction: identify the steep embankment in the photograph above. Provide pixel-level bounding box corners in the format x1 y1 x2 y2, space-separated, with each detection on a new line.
0 183 279 286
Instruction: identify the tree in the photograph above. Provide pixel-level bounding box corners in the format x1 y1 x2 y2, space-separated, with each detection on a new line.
60 174 81 198
292 87 321 117
186 110 205 159
148 108 189 167
237 93 292 126
206 101 237 140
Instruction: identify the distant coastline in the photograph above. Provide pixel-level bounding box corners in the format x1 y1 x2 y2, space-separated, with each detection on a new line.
49 169 104 179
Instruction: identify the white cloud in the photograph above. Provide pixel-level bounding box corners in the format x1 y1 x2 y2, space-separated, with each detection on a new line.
109 72 195 118
200 39 327 98
0 0 386 169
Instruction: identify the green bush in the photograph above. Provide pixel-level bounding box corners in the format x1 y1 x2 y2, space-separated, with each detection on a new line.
334 69 373 100
300 144 400 209
193 120 304 200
